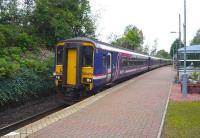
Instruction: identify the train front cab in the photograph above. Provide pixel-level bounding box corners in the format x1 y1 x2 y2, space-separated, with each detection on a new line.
54 41 94 92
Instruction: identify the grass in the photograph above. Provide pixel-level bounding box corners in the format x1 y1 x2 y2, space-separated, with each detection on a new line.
162 101 200 138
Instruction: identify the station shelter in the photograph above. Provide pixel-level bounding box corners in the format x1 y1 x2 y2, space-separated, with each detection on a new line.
177 45 200 79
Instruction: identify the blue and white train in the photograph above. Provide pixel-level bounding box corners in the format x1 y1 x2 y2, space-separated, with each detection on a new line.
54 37 171 96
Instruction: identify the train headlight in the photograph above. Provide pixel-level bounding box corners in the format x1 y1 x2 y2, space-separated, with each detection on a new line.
53 72 56 76
83 78 92 83
56 75 61 80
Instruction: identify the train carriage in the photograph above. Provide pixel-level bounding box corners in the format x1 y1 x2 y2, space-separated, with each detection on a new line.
54 37 171 98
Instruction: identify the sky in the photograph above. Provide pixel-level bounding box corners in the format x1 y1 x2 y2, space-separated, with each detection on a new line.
89 0 200 52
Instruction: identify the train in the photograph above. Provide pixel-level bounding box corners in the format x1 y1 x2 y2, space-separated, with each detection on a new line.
54 37 171 98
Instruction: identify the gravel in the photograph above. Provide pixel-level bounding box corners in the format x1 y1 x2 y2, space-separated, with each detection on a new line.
0 95 61 128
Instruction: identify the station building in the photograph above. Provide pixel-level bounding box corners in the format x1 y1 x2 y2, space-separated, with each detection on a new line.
178 45 200 79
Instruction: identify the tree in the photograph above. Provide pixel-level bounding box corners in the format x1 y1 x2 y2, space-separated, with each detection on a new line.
112 25 144 50
191 29 200 45
150 39 158 56
170 39 184 57
0 0 96 49
0 0 20 25
20 0 35 31
142 44 150 55
32 0 96 47
156 49 171 59
107 33 119 44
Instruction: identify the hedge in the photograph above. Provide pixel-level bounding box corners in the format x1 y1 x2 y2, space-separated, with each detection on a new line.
0 67 55 107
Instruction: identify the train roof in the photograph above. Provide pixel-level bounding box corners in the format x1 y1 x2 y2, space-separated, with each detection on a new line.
62 37 171 60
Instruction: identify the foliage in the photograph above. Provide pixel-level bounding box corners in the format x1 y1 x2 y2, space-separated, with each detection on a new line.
0 43 54 107
156 49 171 59
0 56 54 107
8 47 23 55
190 72 200 81
0 0 96 48
191 29 200 45
150 39 158 56
0 58 20 78
142 44 150 55
112 25 144 50
15 32 36 49
0 32 6 47
0 24 20 47
22 59 49 73
0 0 20 25
162 101 200 138
170 39 184 57
32 0 96 47
0 66 54 107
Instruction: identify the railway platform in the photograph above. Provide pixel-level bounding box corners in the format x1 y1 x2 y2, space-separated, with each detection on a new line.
3 66 174 138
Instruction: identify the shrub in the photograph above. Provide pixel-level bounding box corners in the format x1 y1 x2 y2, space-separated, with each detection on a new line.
0 58 7 77
8 47 22 55
16 33 36 49
10 54 20 62
0 58 20 78
0 24 19 47
6 64 20 77
0 32 6 47
0 49 55 107
0 48 9 57
21 58 50 73
190 72 200 81
0 67 54 107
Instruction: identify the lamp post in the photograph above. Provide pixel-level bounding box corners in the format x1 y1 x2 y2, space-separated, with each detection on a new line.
179 14 181 51
182 0 188 96
170 15 181 49
170 14 181 75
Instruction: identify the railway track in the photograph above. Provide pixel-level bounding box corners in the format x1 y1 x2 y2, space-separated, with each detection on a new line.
0 104 67 137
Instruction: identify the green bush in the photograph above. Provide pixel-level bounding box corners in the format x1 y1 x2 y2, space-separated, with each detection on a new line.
0 46 55 107
16 33 36 49
0 67 54 107
6 63 20 77
0 32 6 47
0 58 7 77
0 48 9 57
8 47 22 55
22 59 49 73
10 54 21 62
0 25 19 47
0 25 40 50
0 58 20 78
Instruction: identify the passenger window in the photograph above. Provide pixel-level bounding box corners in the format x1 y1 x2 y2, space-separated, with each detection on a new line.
107 55 111 68
122 57 128 67
102 55 106 67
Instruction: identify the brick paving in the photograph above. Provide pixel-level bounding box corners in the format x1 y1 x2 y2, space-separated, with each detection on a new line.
29 66 174 138
170 83 200 101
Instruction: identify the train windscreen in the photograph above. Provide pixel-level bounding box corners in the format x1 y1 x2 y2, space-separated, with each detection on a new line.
83 47 93 67
57 46 63 64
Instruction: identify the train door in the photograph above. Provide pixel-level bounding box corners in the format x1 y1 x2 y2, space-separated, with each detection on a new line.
67 49 77 85
106 53 112 82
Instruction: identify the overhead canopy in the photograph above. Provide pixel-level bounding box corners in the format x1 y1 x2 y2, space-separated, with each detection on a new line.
178 45 200 53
